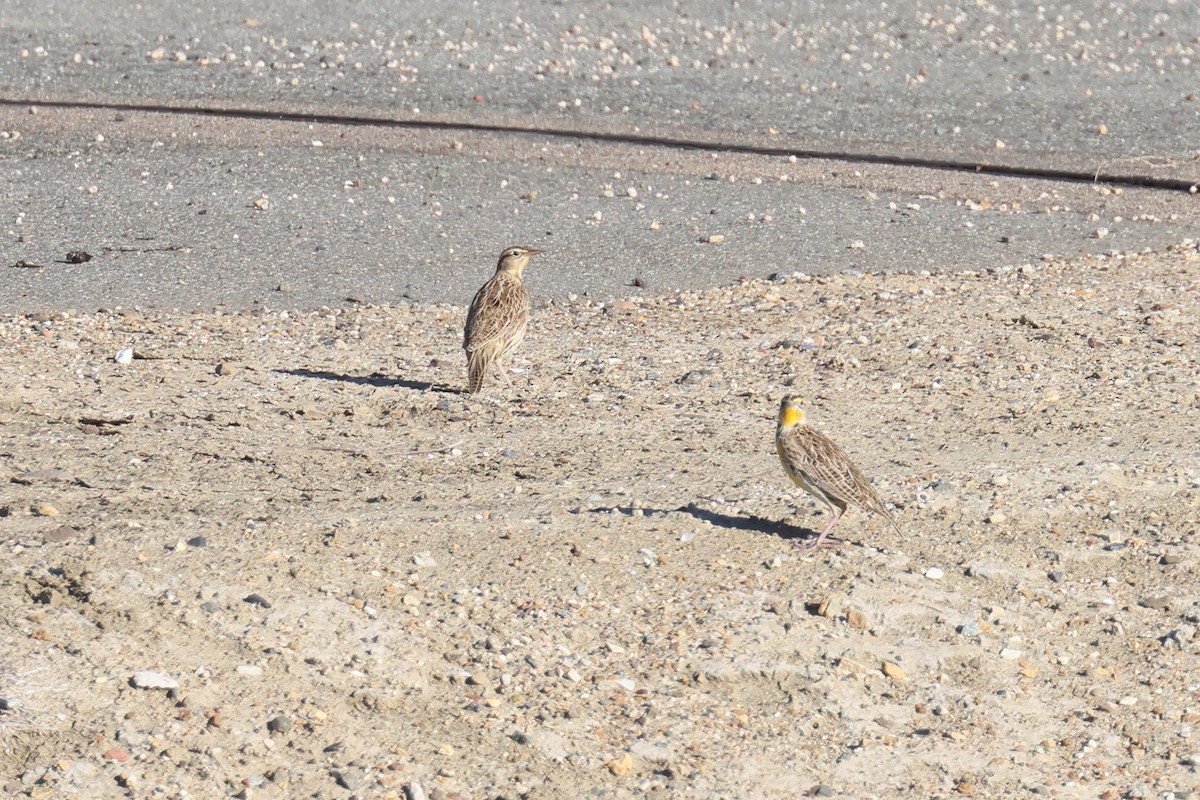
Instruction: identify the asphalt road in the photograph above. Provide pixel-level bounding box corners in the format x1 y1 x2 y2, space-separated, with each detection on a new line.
1 0 1197 313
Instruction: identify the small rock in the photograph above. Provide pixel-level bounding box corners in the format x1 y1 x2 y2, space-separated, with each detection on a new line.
13 468 78 485
187 536 208 548
1048 571 1065 583
881 661 907 680
924 567 944 580
267 714 292 733
332 768 364 791
236 664 263 677
606 753 634 777
115 348 134 364
64 250 93 264
31 504 60 517
102 748 129 762
999 647 1023 660
703 234 725 244
43 525 79 543
405 781 428 800
216 362 237 376
131 671 179 690
818 593 847 618
1140 595 1172 611
985 512 1006 524
813 787 836 798
466 671 489 686
412 551 436 567
243 593 272 608
958 621 981 637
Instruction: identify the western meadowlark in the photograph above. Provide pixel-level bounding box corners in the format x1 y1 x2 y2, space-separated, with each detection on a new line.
463 245 543 394
775 395 899 547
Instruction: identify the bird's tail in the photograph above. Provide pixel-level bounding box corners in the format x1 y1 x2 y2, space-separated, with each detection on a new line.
466 351 488 394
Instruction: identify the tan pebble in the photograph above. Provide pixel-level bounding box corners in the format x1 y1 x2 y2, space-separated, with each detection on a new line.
847 610 868 629
605 753 634 777
32 504 60 517
704 234 725 244
402 594 421 607
606 300 638 315
817 593 845 618
882 661 907 680
216 362 236 376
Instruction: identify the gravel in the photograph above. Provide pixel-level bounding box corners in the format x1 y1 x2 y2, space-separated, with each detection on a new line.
0 241 1198 796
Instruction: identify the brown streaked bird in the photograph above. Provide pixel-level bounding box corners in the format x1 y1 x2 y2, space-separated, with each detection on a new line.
463 245 543 394
775 395 899 547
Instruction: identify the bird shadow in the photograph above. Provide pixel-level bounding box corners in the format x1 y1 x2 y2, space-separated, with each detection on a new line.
677 503 821 545
585 502 827 546
276 368 462 394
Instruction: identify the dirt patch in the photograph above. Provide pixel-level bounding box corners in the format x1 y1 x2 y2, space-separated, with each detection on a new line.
2 242 1198 798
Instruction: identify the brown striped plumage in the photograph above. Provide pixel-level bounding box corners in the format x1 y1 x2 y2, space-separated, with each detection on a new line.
775 395 899 547
463 246 543 394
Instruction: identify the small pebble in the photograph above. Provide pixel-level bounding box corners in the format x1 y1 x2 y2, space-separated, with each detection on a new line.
267 714 292 733
924 567 944 580
243 593 272 608
606 753 633 777
43 525 79 543
131 671 179 690
332 769 363 791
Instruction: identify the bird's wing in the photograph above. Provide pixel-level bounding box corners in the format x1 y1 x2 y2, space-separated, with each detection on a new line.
464 277 528 352
786 426 890 517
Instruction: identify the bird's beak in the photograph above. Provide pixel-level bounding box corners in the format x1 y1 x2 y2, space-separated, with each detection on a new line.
525 249 545 256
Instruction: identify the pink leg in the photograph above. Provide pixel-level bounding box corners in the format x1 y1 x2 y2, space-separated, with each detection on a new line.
801 508 844 548
496 358 513 386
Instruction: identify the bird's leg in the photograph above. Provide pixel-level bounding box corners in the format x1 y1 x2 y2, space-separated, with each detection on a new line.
495 357 514 387
804 508 844 548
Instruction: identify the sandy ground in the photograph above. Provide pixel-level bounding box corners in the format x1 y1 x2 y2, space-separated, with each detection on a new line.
2 241 1199 799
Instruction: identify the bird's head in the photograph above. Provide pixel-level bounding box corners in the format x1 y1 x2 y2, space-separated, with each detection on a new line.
496 245 544 276
778 395 808 428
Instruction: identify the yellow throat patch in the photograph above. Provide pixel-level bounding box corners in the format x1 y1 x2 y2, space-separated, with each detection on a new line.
779 404 805 428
